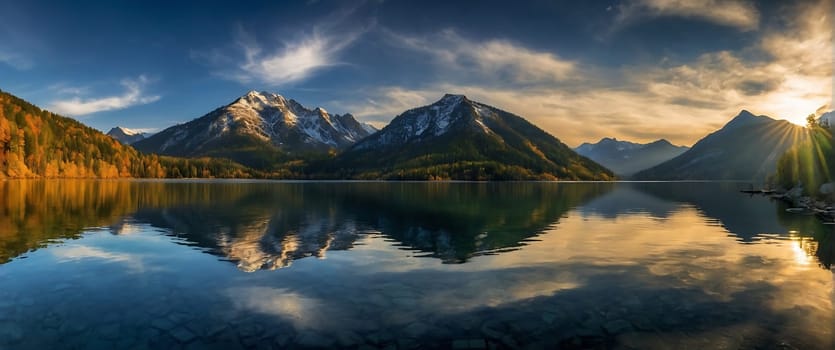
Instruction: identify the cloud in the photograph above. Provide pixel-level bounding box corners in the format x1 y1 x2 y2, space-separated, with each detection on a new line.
344 1 830 146
759 0 832 78
48 75 160 116
388 29 578 85
202 5 372 87
348 84 718 147
616 0 760 31
638 0 833 127
47 83 90 96
351 43 828 147
331 86 436 126
0 51 33 70
230 29 358 86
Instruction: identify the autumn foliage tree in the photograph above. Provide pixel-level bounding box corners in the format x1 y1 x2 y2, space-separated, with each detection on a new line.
0 89 257 179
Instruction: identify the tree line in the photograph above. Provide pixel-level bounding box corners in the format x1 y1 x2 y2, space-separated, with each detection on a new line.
0 90 257 179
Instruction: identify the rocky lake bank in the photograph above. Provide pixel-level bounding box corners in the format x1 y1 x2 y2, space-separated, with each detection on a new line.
771 183 835 224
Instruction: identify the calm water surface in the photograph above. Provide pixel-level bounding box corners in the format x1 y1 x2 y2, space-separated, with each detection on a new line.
0 180 833 349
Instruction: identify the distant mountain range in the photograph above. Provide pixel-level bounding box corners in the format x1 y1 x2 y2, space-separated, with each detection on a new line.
0 87 816 182
133 91 376 169
575 138 688 176
106 126 148 145
322 94 614 180
633 110 807 181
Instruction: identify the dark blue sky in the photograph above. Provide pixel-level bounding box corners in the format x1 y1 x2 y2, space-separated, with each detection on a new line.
0 0 830 145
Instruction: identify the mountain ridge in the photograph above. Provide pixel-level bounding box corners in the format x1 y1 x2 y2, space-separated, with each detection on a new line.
322 94 615 180
133 91 376 169
575 137 689 176
633 110 807 181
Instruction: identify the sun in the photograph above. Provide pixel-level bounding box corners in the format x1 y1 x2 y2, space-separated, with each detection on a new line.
770 99 822 127
783 115 811 127
757 81 830 127
764 97 826 127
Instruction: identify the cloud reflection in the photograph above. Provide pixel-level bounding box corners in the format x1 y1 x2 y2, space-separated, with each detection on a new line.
51 244 145 272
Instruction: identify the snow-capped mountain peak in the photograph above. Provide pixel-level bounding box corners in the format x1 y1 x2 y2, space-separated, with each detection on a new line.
113 126 142 136
351 94 511 150
335 93 614 181
133 91 377 159
235 91 291 112
219 91 376 148
438 93 466 105
106 126 149 144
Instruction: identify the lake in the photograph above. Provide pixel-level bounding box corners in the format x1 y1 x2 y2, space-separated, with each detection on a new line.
0 180 833 349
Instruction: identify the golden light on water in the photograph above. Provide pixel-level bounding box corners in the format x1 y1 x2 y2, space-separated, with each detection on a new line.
789 234 814 267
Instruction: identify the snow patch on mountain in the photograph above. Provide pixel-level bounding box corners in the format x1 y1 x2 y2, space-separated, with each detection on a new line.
135 91 376 157
352 94 504 151
361 123 378 134
106 126 150 145
114 127 143 136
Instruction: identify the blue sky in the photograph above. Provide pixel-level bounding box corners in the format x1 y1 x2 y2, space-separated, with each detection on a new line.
0 0 831 146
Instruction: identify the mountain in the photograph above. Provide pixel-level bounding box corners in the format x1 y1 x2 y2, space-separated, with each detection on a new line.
133 91 376 169
633 110 807 181
323 94 614 180
0 88 256 179
106 126 148 144
575 137 689 176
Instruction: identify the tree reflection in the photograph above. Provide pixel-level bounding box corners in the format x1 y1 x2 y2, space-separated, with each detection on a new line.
0 181 613 270
5 180 828 272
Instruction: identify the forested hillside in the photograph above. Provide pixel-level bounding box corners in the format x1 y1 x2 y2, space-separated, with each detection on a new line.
323 95 614 181
0 89 254 179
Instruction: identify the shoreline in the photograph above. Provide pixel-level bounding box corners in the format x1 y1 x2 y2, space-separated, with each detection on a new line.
770 189 835 224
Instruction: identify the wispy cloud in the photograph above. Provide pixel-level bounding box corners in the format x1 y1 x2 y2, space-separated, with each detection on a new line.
47 83 90 96
343 84 712 147
228 28 359 86
48 75 160 116
344 1 831 147
200 5 372 87
349 52 828 147
388 29 578 85
331 86 435 126
0 51 33 70
615 0 760 31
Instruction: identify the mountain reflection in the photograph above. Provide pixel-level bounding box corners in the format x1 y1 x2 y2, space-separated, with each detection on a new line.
582 182 834 269
343 183 615 262
0 180 613 270
131 182 614 269
1 180 831 271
